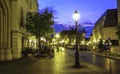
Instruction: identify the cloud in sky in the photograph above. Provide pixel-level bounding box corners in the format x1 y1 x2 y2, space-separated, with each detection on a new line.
80 20 94 27
53 22 94 38
53 23 70 33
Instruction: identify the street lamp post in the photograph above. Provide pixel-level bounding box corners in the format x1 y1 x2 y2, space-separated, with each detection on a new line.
73 10 80 67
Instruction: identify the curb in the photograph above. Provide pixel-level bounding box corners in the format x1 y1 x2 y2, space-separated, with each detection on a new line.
93 52 120 60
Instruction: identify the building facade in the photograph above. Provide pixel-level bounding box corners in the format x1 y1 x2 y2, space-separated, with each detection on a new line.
0 0 38 61
91 9 118 46
117 0 120 25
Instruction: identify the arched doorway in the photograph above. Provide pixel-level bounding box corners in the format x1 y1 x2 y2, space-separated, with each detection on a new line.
0 0 12 61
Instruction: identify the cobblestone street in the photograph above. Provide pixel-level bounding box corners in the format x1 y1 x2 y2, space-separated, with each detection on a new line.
0 50 106 74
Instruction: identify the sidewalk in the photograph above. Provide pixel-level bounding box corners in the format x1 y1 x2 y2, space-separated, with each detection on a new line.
0 50 107 74
93 46 120 60
93 51 120 60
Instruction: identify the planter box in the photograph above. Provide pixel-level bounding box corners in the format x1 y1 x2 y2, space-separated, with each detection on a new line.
27 53 33 57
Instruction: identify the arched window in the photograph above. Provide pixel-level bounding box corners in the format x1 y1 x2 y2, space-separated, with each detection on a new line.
20 8 24 27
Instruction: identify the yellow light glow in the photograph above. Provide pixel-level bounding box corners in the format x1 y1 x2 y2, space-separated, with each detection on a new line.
61 40 64 43
103 40 105 43
59 40 65 43
89 41 91 44
53 39 55 42
97 39 100 42
61 47 65 52
41 37 46 42
55 33 60 38
87 43 89 46
93 40 97 43
29 39 32 42
81 41 85 45
29 36 37 49
93 46 96 49
65 39 69 44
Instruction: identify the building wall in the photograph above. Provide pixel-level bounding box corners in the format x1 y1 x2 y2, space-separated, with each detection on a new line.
0 0 38 61
92 27 118 45
11 0 38 60
92 15 105 43
117 0 120 25
117 0 120 46
91 10 118 46
0 0 12 61
103 27 118 40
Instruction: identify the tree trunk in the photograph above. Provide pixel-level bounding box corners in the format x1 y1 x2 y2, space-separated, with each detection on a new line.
39 38 41 49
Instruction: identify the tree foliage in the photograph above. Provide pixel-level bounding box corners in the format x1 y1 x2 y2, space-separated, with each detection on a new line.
60 24 86 45
24 7 54 39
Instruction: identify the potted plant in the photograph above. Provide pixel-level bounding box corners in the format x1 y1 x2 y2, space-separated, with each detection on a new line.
22 47 34 57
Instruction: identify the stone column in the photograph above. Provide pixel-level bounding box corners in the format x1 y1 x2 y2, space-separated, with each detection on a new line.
11 0 22 59
12 32 22 59
5 10 12 61
4 13 7 48
0 8 5 61
0 8 1 48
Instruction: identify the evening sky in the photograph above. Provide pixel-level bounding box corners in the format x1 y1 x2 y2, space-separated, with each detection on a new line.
38 0 117 37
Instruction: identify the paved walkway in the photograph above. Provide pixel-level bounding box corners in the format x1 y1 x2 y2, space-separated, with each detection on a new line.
93 51 120 60
93 46 120 60
0 50 107 74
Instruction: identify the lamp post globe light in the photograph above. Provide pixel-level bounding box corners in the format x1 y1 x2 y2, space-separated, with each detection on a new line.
73 10 80 67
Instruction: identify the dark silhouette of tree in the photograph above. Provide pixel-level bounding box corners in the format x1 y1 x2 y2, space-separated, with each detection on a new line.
60 29 75 45
60 24 86 45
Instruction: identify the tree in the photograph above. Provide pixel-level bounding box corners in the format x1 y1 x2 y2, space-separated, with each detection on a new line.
60 30 75 45
60 24 86 45
24 7 55 48
69 24 86 44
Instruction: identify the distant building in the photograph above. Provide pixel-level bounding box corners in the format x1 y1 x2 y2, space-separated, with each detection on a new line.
0 0 38 61
91 9 119 46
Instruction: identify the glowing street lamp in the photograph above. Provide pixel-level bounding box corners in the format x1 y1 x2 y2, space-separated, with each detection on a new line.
73 10 80 22
73 10 80 67
55 33 60 39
